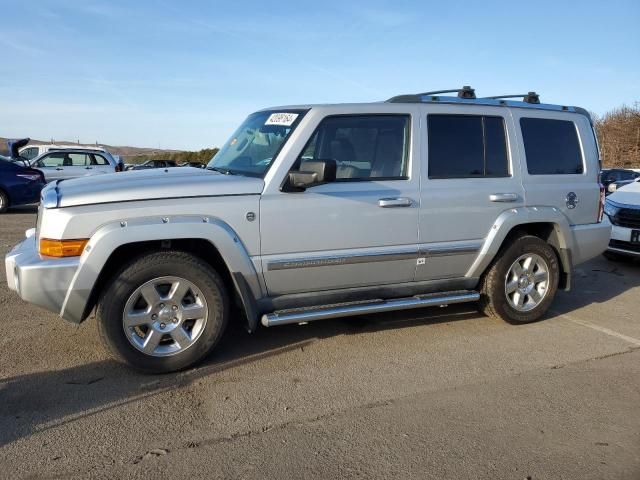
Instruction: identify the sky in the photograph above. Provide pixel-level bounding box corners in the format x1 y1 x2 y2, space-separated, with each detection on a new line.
1 0 639 151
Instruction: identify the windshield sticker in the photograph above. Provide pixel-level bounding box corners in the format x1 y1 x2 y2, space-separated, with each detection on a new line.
265 113 299 126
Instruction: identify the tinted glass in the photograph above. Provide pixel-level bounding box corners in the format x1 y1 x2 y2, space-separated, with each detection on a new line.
90 154 109 165
297 115 409 180
68 153 89 166
520 118 583 175
428 115 508 178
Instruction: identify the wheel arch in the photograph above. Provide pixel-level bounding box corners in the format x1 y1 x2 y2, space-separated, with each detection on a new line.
60 216 263 331
467 208 574 290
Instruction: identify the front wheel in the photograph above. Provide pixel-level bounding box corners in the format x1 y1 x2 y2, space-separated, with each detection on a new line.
0 190 8 213
479 235 560 324
97 251 229 373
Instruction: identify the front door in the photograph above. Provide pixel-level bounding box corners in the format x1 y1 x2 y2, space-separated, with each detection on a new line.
260 110 421 295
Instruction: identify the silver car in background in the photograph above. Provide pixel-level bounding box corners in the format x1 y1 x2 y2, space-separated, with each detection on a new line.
30 148 122 182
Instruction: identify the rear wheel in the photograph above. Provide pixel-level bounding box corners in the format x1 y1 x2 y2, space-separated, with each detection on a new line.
0 190 8 213
479 235 560 324
97 251 229 373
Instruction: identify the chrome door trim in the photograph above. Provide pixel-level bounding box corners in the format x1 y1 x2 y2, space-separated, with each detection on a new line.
267 240 483 271
267 250 417 271
419 241 482 258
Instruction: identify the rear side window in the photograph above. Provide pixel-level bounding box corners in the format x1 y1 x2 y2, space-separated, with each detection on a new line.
90 154 109 165
520 118 583 175
428 115 509 179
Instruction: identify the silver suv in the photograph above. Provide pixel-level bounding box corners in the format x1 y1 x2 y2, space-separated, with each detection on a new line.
31 148 121 182
5 87 611 373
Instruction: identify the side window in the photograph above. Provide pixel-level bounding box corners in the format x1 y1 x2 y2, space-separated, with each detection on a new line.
520 118 583 175
21 147 38 160
90 154 109 165
38 153 65 167
297 115 410 180
427 115 509 179
68 153 89 166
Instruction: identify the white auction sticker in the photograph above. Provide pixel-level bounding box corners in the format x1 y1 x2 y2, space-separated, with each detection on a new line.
265 112 299 126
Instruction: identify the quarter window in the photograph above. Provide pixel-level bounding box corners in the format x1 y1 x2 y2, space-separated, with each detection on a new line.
428 115 509 178
520 118 583 175
297 115 410 180
91 154 109 165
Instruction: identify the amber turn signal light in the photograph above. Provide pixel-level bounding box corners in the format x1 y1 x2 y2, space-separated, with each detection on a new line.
39 238 89 257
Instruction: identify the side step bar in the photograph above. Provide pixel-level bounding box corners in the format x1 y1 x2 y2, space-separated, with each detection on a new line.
261 290 480 327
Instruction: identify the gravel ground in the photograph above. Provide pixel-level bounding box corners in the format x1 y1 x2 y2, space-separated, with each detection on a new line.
1 205 639 479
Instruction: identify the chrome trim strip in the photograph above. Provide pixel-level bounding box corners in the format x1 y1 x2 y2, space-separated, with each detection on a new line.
262 291 481 327
267 250 416 271
419 242 482 258
267 241 483 271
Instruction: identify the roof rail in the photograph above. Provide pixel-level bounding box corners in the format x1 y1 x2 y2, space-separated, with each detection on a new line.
387 85 476 103
484 92 540 104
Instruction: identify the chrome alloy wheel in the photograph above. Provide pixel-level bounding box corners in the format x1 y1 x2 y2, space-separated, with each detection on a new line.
504 253 549 312
123 276 208 357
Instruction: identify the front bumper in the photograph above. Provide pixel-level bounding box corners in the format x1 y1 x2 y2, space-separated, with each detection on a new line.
5 234 80 317
607 224 640 257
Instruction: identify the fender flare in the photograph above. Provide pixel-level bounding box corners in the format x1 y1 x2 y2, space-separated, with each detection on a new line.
60 215 263 329
466 206 574 281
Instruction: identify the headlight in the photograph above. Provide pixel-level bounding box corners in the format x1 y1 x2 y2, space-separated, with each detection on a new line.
603 200 620 220
608 183 617 192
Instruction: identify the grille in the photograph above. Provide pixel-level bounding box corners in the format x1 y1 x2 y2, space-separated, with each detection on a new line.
613 207 640 229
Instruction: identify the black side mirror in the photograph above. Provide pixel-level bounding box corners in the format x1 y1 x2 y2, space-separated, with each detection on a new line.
287 159 337 190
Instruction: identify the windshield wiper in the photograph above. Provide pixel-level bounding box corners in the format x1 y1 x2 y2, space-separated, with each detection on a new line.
207 166 236 175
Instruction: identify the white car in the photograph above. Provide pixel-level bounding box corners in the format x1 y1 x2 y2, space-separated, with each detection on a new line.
30 148 122 182
19 143 110 161
604 179 640 260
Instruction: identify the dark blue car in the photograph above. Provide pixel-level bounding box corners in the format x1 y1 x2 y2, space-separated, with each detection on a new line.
0 154 45 213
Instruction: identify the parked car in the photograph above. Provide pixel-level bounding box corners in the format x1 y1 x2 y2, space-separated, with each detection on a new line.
6 87 610 373
0 154 45 213
603 178 640 260
178 161 205 168
30 148 122 182
18 143 111 162
127 160 178 170
601 168 640 194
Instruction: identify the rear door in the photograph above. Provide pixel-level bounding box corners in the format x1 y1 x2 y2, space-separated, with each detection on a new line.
511 110 600 225
417 104 525 281
90 153 115 175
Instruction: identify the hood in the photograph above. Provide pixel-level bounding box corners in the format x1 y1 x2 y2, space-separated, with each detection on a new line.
8 138 30 159
55 167 264 208
608 180 640 206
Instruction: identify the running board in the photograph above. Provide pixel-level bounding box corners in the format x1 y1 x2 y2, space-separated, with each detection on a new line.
261 290 480 327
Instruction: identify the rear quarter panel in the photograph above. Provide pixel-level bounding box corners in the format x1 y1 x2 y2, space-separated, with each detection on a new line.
510 109 600 225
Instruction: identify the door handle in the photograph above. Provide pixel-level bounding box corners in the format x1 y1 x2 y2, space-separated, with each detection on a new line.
489 193 518 202
85 167 92 169
378 197 412 208
55 167 64 171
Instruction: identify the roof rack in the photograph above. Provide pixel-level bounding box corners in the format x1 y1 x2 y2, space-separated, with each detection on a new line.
484 92 540 104
387 85 476 103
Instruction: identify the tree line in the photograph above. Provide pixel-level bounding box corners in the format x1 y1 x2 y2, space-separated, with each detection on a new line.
594 102 640 168
126 147 219 165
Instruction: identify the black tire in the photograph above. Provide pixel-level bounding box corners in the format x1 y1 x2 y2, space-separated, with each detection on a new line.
0 190 8 213
478 235 560 324
603 251 628 262
97 250 229 373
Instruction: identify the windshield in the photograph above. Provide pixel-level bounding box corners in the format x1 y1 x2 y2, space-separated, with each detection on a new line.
207 110 305 177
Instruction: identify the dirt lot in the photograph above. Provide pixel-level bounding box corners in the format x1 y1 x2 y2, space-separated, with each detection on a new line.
1 206 639 480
